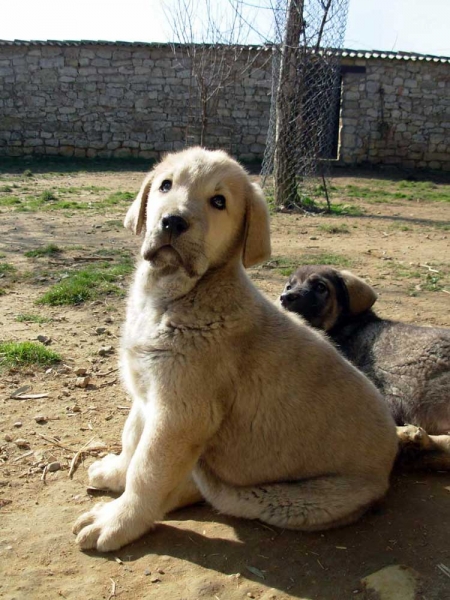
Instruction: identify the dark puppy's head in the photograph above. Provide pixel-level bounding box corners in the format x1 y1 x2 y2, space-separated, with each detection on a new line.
280 265 377 331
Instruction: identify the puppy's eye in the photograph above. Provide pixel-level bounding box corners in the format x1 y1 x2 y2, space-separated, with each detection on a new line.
315 282 328 294
160 180 172 193
210 195 226 210
285 284 292 291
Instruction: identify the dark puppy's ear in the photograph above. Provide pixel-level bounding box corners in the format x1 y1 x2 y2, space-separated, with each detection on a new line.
243 182 271 268
124 170 155 235
340 270 377 315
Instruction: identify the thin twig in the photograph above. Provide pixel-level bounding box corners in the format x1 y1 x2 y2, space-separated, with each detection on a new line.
437 563 450 579
321 173 331 213
317 559 325 570
108 578 117 600
96 367 119 377
41 465 48 484
98 379 118 389
420 263 439 273
35 433 76 452
11 393 50 400
73 256 115 262
12 450 34 463
68 436 98 479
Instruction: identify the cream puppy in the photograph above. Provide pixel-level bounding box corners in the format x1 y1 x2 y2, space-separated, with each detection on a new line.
73 148 398 552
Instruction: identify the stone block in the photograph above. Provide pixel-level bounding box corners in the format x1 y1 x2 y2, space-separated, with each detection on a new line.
113 148 133 158
24 139 43 146
79 67 97 76
40 57 64 68
44 146 59 155
92 58 110 68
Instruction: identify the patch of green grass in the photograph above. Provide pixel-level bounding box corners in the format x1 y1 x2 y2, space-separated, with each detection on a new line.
14 196 87 212
24 244 62 258
264 253 352 277
23 169 33 178
0 262 17 292
341 180 450 204
325 202 363 216
37 255 134 306
16 313 52 324
318 223 350 234
6 186 134 213
388 223 411 232
0 341 61 369
51 200 88 210
0 262 16 276
40 190 58 202
387 263 421 279
0 196 22 206
105 219 124 228
0 185 13 193
99 191 134 207
344 185 408 203
422 273 444 292
95 248 131 258
263 185 363 216
54 185 110 194
398 180 437 191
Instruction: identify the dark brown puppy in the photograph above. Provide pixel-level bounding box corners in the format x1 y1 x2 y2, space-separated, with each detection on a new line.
280 265 450 435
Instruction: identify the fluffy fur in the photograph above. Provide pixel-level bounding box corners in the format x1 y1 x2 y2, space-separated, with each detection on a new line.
73 148 397 552
280 265 450 434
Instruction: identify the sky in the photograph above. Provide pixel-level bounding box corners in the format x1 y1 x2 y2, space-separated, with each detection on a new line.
0 0 449 57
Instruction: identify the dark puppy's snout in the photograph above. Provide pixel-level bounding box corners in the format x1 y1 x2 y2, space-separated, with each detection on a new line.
280 291 296 306
161 214 189 236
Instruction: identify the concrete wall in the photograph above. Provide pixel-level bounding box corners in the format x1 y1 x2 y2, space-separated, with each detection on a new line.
0 42 449 170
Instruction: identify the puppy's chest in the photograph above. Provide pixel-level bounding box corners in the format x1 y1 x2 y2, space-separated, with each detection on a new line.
122 312 223 396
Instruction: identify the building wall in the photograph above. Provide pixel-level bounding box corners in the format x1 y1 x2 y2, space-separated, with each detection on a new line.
0 43 271 161
0 42 449 170
339 58 450 170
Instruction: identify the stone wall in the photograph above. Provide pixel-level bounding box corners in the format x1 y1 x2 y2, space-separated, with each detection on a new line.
0 41 449 170
339 57 450 170
0 42 271 162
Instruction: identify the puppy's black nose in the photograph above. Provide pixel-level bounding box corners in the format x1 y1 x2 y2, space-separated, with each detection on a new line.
280 292 294 306
161 214 189 236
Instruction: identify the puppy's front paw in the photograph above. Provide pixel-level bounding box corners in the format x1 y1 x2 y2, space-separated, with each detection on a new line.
73 499 153 552
88 454 126 492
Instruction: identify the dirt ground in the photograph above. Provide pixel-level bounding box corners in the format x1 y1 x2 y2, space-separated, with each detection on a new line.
0 163 449 600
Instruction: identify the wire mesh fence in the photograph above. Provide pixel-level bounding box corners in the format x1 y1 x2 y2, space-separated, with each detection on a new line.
261 0 349 211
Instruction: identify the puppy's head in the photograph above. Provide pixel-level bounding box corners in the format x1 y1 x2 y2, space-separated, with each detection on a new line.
280 266 377 331
124 147 271 284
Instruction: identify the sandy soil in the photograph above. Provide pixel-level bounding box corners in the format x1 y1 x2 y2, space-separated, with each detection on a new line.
0 166 449 600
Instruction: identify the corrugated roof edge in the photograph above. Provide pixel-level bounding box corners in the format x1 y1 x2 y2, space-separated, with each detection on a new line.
0 40 449 63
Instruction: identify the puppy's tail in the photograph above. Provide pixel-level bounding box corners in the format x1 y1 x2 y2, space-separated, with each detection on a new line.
193 463 387 531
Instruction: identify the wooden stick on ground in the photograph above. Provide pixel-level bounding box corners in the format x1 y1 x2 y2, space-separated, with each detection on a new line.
68 437 108 479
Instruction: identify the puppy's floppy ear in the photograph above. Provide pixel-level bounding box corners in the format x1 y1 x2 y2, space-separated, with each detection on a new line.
124 171 154 235
340 270 377 315
243 182 271 268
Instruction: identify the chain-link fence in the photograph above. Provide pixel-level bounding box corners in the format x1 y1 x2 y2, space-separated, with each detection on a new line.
261 0 349 210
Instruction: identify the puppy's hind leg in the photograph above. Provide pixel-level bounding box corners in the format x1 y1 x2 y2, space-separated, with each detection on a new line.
88 400 144 492
193 464 387 531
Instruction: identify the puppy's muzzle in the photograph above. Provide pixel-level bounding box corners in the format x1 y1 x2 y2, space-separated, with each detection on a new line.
280 292 296 308
161 214 189 237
